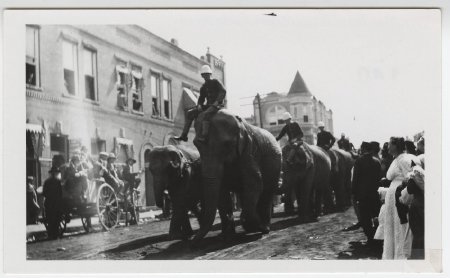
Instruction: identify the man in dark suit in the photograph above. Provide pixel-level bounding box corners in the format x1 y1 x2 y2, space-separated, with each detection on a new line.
316 121 335 150
352 142 382 244
121 157 142 195
64 155 88 205
42 166 62 239
106 153 124 193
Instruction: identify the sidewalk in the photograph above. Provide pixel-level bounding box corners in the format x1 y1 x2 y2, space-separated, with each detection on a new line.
26 207 163 241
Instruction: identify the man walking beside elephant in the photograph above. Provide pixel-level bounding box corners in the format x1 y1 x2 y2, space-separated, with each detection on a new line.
352 142 382 245
174 65 226 142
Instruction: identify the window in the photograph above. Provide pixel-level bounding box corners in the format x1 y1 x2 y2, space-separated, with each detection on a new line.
265 105 287 126
116 62 129 109
91 139 106 155
131 66 143 112
26 26 40 86
162 79 172 119
62 40 78 96
304 115 309 123
83 48 97 101
150 74 160 116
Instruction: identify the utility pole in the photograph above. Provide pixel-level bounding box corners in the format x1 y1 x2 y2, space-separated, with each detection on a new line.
256 93 263 128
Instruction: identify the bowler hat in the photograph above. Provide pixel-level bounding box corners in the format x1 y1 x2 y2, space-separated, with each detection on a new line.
370 141 380 153
126 157 137 164
27 176 34 182
48 166 61 173
360 141 371 152
108 153 117 160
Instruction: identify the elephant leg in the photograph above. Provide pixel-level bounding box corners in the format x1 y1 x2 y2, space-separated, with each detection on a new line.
180 214 194 240
284 181 296 214
322 180 335 214
334 175 346 211
218 189 235 239
297 170 315 223
240 164 263 233
257 171 278 233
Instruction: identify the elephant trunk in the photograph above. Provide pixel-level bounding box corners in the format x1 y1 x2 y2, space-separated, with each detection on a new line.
152 174 167 208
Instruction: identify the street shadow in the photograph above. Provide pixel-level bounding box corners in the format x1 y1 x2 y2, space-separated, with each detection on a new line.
142 232 263 260
337 240 382 260
102 213 320 259
103 221 226 254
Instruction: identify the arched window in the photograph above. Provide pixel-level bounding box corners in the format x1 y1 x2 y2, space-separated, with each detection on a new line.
265 105 287 126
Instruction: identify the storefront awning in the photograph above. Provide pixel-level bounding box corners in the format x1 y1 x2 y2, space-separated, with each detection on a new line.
26 123 44 134
131 70 143 79
182 88 198 110
115 137 133 146
116 65 130 74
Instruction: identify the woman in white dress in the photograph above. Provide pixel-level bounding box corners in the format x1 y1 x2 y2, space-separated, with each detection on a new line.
381 137 419 259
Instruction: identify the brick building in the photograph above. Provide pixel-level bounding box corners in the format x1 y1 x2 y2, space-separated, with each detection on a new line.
251 71 333 146
26 25 226 207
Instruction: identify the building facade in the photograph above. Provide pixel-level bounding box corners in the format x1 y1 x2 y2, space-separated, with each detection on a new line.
252 71 333 146
26 25 226 207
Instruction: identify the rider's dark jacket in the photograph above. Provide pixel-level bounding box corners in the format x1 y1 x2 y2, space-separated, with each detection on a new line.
317 130 336 148
337 137 351 151
276 122 304 141
197 79 226 107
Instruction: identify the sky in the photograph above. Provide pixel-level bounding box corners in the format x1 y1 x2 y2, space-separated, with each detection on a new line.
141 9 440 146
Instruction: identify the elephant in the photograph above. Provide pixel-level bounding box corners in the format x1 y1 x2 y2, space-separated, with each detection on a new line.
327 148 354 211
192 109 282 242
281 141 333 222
147 145 202 240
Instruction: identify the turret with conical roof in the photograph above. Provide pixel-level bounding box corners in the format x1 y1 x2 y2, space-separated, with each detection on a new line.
288 71 310 95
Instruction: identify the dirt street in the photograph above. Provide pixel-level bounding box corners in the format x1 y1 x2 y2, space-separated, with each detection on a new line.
27 206 382 260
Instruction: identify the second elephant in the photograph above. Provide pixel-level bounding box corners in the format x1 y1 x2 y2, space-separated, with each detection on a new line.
281 142 333 222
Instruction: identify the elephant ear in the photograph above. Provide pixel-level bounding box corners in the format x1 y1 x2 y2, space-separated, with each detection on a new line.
169 149 185 178
237 121 252 156
303 145 314 170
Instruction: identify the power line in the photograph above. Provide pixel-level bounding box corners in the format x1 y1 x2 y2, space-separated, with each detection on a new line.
239 93 269 100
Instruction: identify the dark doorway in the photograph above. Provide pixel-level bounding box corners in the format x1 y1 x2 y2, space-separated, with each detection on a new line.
144 149 155 206
50 133 69 162
26 131 41 187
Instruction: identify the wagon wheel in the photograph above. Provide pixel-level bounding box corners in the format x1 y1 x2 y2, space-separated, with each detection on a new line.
81 216 92 233
58 216 67 237
97 184 120 231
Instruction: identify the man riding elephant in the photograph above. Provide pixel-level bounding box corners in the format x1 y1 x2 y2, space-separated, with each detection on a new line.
147 145 202 240
316 121 335 150
276 112 304 165
174 65 226 142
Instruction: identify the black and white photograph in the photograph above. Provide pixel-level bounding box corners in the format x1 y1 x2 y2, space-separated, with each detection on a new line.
1 5 446 275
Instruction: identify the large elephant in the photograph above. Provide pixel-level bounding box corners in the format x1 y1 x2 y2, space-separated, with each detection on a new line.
281 142 333 222
192 110 282 242
147 145 202 240
328 148 354 211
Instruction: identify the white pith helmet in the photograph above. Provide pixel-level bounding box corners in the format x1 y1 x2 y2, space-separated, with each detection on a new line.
318 121 325 127
200 65 212 74
282 112 292 121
